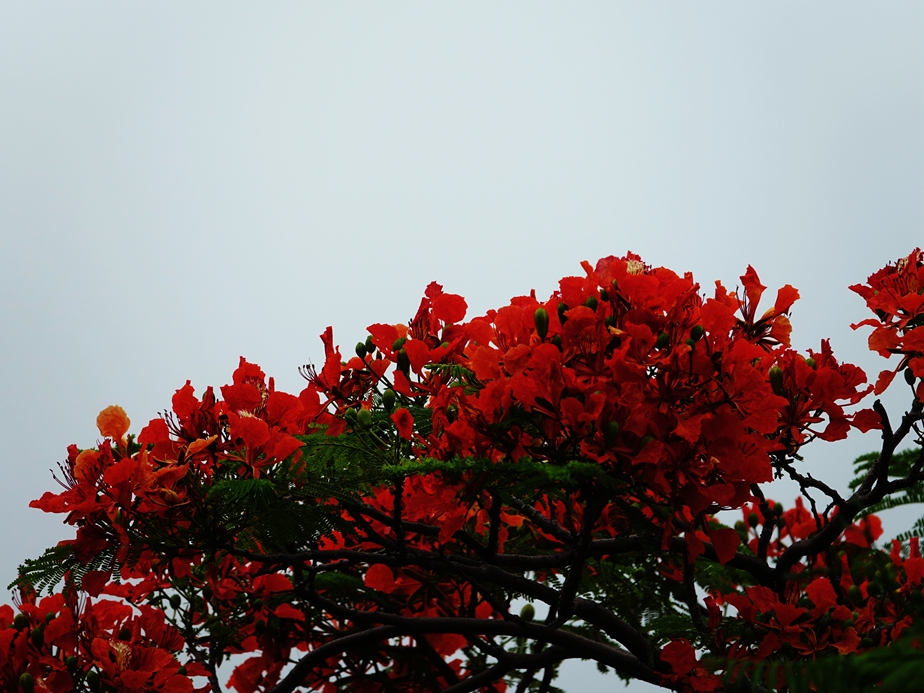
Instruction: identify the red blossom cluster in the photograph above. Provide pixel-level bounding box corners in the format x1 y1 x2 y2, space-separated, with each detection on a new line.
851 247 924 398
3 250 922 693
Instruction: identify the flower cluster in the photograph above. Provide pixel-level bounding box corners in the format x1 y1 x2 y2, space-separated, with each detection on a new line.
5 250 922 693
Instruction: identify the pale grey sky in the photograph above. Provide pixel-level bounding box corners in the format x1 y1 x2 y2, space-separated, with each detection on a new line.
0 4 921 691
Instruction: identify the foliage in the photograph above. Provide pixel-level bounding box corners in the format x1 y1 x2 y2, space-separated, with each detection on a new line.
3 249 924 692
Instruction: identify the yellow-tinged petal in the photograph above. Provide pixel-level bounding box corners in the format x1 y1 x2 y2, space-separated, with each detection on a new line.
186 435 218 458
74 449 100 483
97 405 130 442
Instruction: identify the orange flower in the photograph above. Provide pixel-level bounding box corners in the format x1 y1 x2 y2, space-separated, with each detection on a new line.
97 405 131 444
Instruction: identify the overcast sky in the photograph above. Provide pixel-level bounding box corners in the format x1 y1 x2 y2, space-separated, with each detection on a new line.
0 4 921 691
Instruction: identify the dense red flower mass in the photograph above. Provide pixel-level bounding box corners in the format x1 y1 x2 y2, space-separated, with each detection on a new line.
6 250 924 692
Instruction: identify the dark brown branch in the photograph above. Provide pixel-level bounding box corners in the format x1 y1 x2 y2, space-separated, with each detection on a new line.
778 399 924 576
269 604 663 693
440 647 568 693
486 492 503 556
683 562 707 635
548 497 604 628
750 484 777 561
507 495 575 544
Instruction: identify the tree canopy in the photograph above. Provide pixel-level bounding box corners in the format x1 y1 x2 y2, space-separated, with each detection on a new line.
5 249 924 693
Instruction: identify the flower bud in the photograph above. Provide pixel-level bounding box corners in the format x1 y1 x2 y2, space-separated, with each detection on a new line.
557 302 568 324
655 333 669 350
748 512 759 528
381 388 396 412
684 338 696 348
86 670 101 693
12 613 28 631
392 337 407 351
357 409 373 428
169 594 182 610
355 342 367 359
534 307 550 340
365 336 377 354
847 585 862 604
603 420 621 448
604 315 617 328
905 368 917 386
599 289 609 302
520 603 535 621
551 335 562 350
30 625 44 648
396 348 410 374
19 673 33 693
805 357 816 369
690 324 705 341
66 656 78 673
769 366 785 395
584 296 598 311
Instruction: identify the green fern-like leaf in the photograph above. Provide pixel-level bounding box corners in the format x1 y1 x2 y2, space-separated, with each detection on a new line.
10 544 119 595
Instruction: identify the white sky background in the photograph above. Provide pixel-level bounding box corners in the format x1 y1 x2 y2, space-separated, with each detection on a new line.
0 4 921 691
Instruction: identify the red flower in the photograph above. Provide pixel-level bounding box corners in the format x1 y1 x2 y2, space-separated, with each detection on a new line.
390 408 414 440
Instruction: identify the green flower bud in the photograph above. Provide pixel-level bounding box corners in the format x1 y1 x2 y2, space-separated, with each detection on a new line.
604 315 617 328
684 338 696 348
774 502 784 515
396 348 410 374
19 672 34 693
66 655 78 673
357 409 373 428
381 389 396 412
905 368 917 386
169 594 182 610
12 613 28 631
584 296 598 311
44 612 55 624
176 666 187 676
805 357 816 369
551 335 562 350
355 342 367 359
748 512 759 528
599 289 609 302
557 302 568 324
842 618 855 628
690 324 705 341
30 625 44 648
534 307 550 340
365 335 376 354
392 337 407 351
519 603 535 621
603 420 621 448
86 670 101 693
655 332 669 350
848 585 862 603
769 366 785 395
